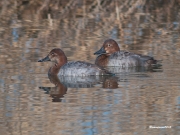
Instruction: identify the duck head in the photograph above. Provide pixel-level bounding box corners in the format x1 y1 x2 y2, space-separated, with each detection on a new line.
94 39 120 56
38 48 67 75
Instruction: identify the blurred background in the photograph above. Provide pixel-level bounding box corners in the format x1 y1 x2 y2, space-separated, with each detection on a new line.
0 0 180 135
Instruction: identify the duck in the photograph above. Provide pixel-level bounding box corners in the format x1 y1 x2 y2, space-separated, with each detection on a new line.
94 39 158 67
38 48 113 76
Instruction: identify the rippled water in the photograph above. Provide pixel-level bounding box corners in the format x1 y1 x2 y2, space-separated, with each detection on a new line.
1 0 180 135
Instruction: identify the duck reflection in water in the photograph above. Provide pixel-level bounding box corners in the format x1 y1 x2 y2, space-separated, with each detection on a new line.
104 65 163 75
39 74 67 102
102 76 119 89
39 75 119 102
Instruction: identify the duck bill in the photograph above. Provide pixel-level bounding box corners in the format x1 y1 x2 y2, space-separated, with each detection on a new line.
94 47 106 55
38 55 50 62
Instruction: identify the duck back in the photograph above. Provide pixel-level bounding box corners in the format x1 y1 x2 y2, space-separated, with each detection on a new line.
107 51 157 67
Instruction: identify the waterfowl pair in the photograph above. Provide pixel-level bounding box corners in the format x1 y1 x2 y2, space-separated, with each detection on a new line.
38 39 159 76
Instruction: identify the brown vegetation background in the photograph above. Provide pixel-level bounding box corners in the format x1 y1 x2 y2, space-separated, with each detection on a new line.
0 0 180 62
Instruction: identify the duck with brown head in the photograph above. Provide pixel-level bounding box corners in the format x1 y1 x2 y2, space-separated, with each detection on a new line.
38 48 114 76
94 39 158 67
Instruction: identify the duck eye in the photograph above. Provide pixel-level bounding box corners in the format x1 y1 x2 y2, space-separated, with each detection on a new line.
51 53 55 56
107 44 111 47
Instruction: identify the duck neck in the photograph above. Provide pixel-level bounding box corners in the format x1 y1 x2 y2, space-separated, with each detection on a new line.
95 54 108 67
49 56 67 75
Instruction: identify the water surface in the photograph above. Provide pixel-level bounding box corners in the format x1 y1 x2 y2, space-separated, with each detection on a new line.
0 0 180 135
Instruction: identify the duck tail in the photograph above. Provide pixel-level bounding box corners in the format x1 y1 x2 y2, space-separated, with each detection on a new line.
148 58 163 68
147 57 163 64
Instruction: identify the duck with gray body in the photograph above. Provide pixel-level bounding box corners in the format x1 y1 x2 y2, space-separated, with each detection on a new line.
94 39 159 68
38 48 113 76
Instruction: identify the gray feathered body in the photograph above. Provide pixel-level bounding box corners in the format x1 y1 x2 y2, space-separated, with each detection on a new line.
107 51 156 67
58 61 112 76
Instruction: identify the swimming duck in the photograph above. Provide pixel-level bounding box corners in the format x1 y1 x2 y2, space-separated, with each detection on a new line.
94 39 158 67
38 48 113 76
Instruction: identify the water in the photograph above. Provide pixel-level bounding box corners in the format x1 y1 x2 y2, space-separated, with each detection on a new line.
0 0 180 135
